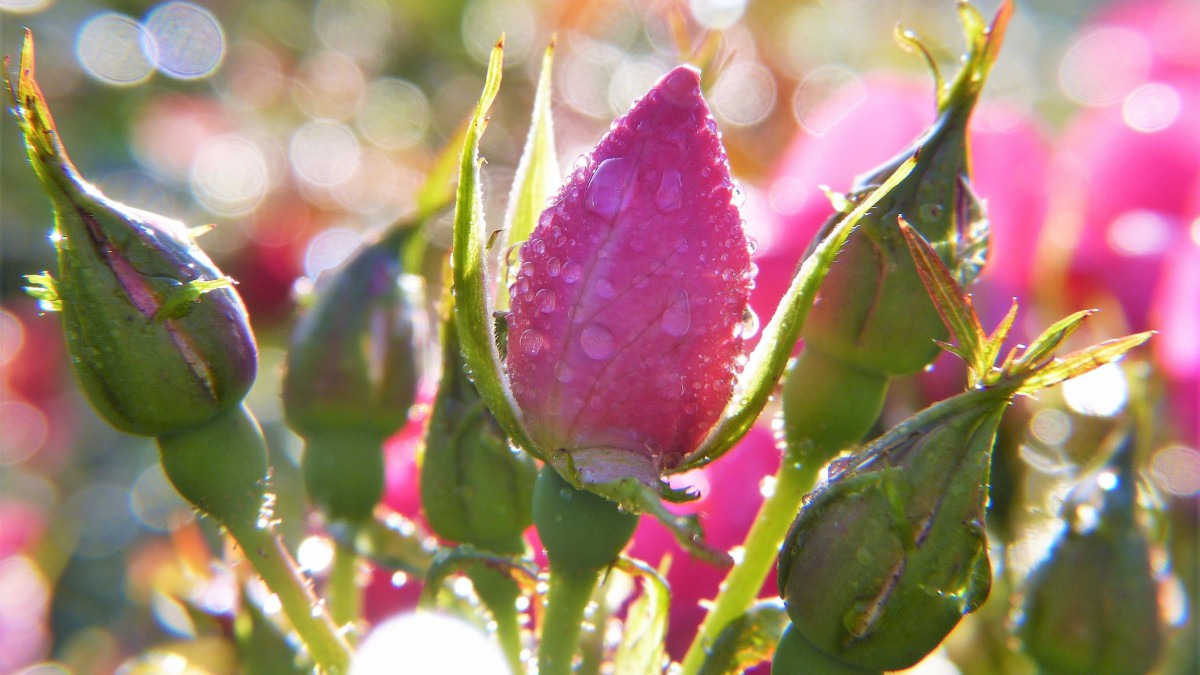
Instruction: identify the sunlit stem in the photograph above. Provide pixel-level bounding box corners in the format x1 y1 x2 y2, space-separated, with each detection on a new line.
538 567 600 675
678 443 823 675
468 563 525 674
157 406 353 673
328 540 362 634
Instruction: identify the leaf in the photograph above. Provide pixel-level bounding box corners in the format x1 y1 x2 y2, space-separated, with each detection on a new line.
450 38 545 461
23 271 61 311
677 156 917 471
497 40 560 311
613 558 671 675
1012 309 1095 372
1015 332 1154 394
696 599 790 675
899 216 989 384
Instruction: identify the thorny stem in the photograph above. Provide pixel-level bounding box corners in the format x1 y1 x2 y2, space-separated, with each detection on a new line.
328 540 363 635
538 567 600 675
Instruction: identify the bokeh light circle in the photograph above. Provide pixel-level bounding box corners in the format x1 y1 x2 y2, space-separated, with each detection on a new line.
1059 26 1150 107
144 1 226 80
190 134 271 216
712 61 777 127
792 65 866 136
75 13 155 85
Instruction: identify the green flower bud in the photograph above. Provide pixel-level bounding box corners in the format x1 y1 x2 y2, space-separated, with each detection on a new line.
777 389 1006 671
1018 441 1164 675
533 465 638 576
771 623 880 675
12 33 256 437
801 3 1007 376
283 227 422 440
421 301 536 553
282 227 423 522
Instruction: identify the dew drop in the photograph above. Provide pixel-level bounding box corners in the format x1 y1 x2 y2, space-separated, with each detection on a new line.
520 330 546 356
535 288 556 313
661 291 691 337
655 168 684 212
562 260 583 283
580 324 615 360
675 237 689 253
584 156 633 219
595 278 615 299
547 256 562 277
555 362 574 383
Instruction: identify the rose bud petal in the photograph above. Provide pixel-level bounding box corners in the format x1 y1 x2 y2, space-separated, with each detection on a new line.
505 65 752 486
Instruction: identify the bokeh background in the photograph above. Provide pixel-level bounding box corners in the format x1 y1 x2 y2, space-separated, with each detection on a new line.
1 0 1196 672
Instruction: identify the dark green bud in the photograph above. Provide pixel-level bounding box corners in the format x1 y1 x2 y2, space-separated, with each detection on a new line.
283 227 422 440
800 3 1008 376
1018 440 1164 675
421 306 536 553
13 33 256 437
533 465 638 576
283 227 423 521
778 388 1007 671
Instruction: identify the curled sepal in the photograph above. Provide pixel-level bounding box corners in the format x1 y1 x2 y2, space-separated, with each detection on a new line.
1018 439 1164 675
450 38 544 461
777 389 1006 671
416 544 539 611
584 474 733 567
10 31 257 437
497 40 560 310
611 557 671 675
679 157 918 471
697 599 789 675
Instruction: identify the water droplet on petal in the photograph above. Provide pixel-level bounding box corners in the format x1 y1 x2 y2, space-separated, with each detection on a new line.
580 324 615 360
562 260 582 283
595 278 615 299
535 288 556 313
655 168 683 212
661 291 691 337
520 330 546 356
555 362 574 383
585 156 633 219
547 256 562 277
675 237 690 253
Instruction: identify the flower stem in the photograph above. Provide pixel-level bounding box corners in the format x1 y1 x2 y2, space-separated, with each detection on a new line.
468 563 525 674
226 519 354 673
328 539 362 634
157 405 353 673
538 567 599 675
678 442 822 675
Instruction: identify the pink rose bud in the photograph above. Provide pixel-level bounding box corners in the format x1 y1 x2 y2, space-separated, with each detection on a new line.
505 65 752 486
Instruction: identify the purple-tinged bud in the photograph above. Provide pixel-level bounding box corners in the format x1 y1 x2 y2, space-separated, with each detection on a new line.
505 65 752 486
12 32 256 437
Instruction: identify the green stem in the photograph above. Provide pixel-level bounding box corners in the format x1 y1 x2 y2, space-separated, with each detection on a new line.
157 405 352 674
468 563 525 674
328 539 362 634
538 567 600 675
678 445 822 675
226 519 353 673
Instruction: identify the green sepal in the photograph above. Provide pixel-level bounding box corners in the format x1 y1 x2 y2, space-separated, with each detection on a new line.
450 37 545 462
422 278 537 552
532 465 639 576
771 623 881 675
327 513 436 576
497 40 560 311
417 544 539 610
23 271 61 311
612 557 671 675
697 599 790 675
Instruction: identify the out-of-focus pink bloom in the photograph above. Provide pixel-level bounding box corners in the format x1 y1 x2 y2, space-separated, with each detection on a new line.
1149 231 1200 443
628 424 780 661
758 76 1050 335
506 66 752 485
